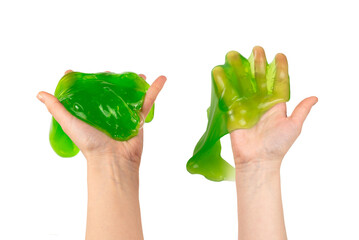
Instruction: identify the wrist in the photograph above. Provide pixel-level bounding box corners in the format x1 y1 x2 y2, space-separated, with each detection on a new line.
86 153 140 192
235 160 281 186
236 163 280 193
235 157 282 173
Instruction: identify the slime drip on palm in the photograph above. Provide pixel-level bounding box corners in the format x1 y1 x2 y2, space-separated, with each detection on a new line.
187 50 290 181
49 72 154 158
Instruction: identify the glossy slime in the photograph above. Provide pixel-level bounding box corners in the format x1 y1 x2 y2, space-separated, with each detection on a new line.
49 72 154 157
187 48 290 181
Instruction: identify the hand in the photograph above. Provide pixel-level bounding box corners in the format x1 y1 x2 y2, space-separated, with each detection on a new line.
37 70 166 171
215 46 318 169
231 97 318 169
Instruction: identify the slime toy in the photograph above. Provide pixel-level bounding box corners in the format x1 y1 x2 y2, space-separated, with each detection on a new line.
49 72 154 158
187 47 290 181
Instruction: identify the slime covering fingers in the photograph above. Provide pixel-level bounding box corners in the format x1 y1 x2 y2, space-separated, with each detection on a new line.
49 71 155 157
250 46 268 94
226 51 256 97
187 47 290 181
273 54 290 100
212 66 238 106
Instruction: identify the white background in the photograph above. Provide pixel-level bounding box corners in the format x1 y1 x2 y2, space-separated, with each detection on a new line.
0 0 358 239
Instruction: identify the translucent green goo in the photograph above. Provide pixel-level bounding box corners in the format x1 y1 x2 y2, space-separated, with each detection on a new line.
49 72 154 158
187 50 290 181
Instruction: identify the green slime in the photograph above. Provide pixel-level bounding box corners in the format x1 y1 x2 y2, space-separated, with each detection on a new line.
49 72 154 158
187 50 290 181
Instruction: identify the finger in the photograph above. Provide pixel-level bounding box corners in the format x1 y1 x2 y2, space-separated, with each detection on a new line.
141 75 167 118
290 96 318 126
251 46 267 94
226 50 255 96
273 53 290 100
64 70 73 75
212 66 238 106
139 74 146 80
37 91 79 137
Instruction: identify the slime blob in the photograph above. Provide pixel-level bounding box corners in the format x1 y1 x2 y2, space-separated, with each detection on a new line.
49 72 154 158
187 47 290 181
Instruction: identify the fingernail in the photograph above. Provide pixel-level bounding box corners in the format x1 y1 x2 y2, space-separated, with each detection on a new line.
37 93 45 103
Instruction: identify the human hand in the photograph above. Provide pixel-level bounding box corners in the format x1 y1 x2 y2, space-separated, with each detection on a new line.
37 70 166 171
224 47 317 170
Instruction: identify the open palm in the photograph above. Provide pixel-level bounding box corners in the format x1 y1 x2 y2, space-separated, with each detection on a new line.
231 97 317 168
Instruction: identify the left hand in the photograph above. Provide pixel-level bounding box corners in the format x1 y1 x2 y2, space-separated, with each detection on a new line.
37 70 166 171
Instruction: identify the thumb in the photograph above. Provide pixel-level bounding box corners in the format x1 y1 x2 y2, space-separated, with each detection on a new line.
290 96 318 127
141 75 167 118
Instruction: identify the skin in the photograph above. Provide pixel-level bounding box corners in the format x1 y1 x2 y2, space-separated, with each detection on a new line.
231 47 318 240
37 70 166 240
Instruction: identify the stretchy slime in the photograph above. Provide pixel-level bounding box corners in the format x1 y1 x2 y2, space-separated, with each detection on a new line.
187 48 290 181
49 72 154 158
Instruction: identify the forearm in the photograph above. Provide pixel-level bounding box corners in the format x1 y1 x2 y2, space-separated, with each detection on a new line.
235 160 287 240
85 155 143 240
